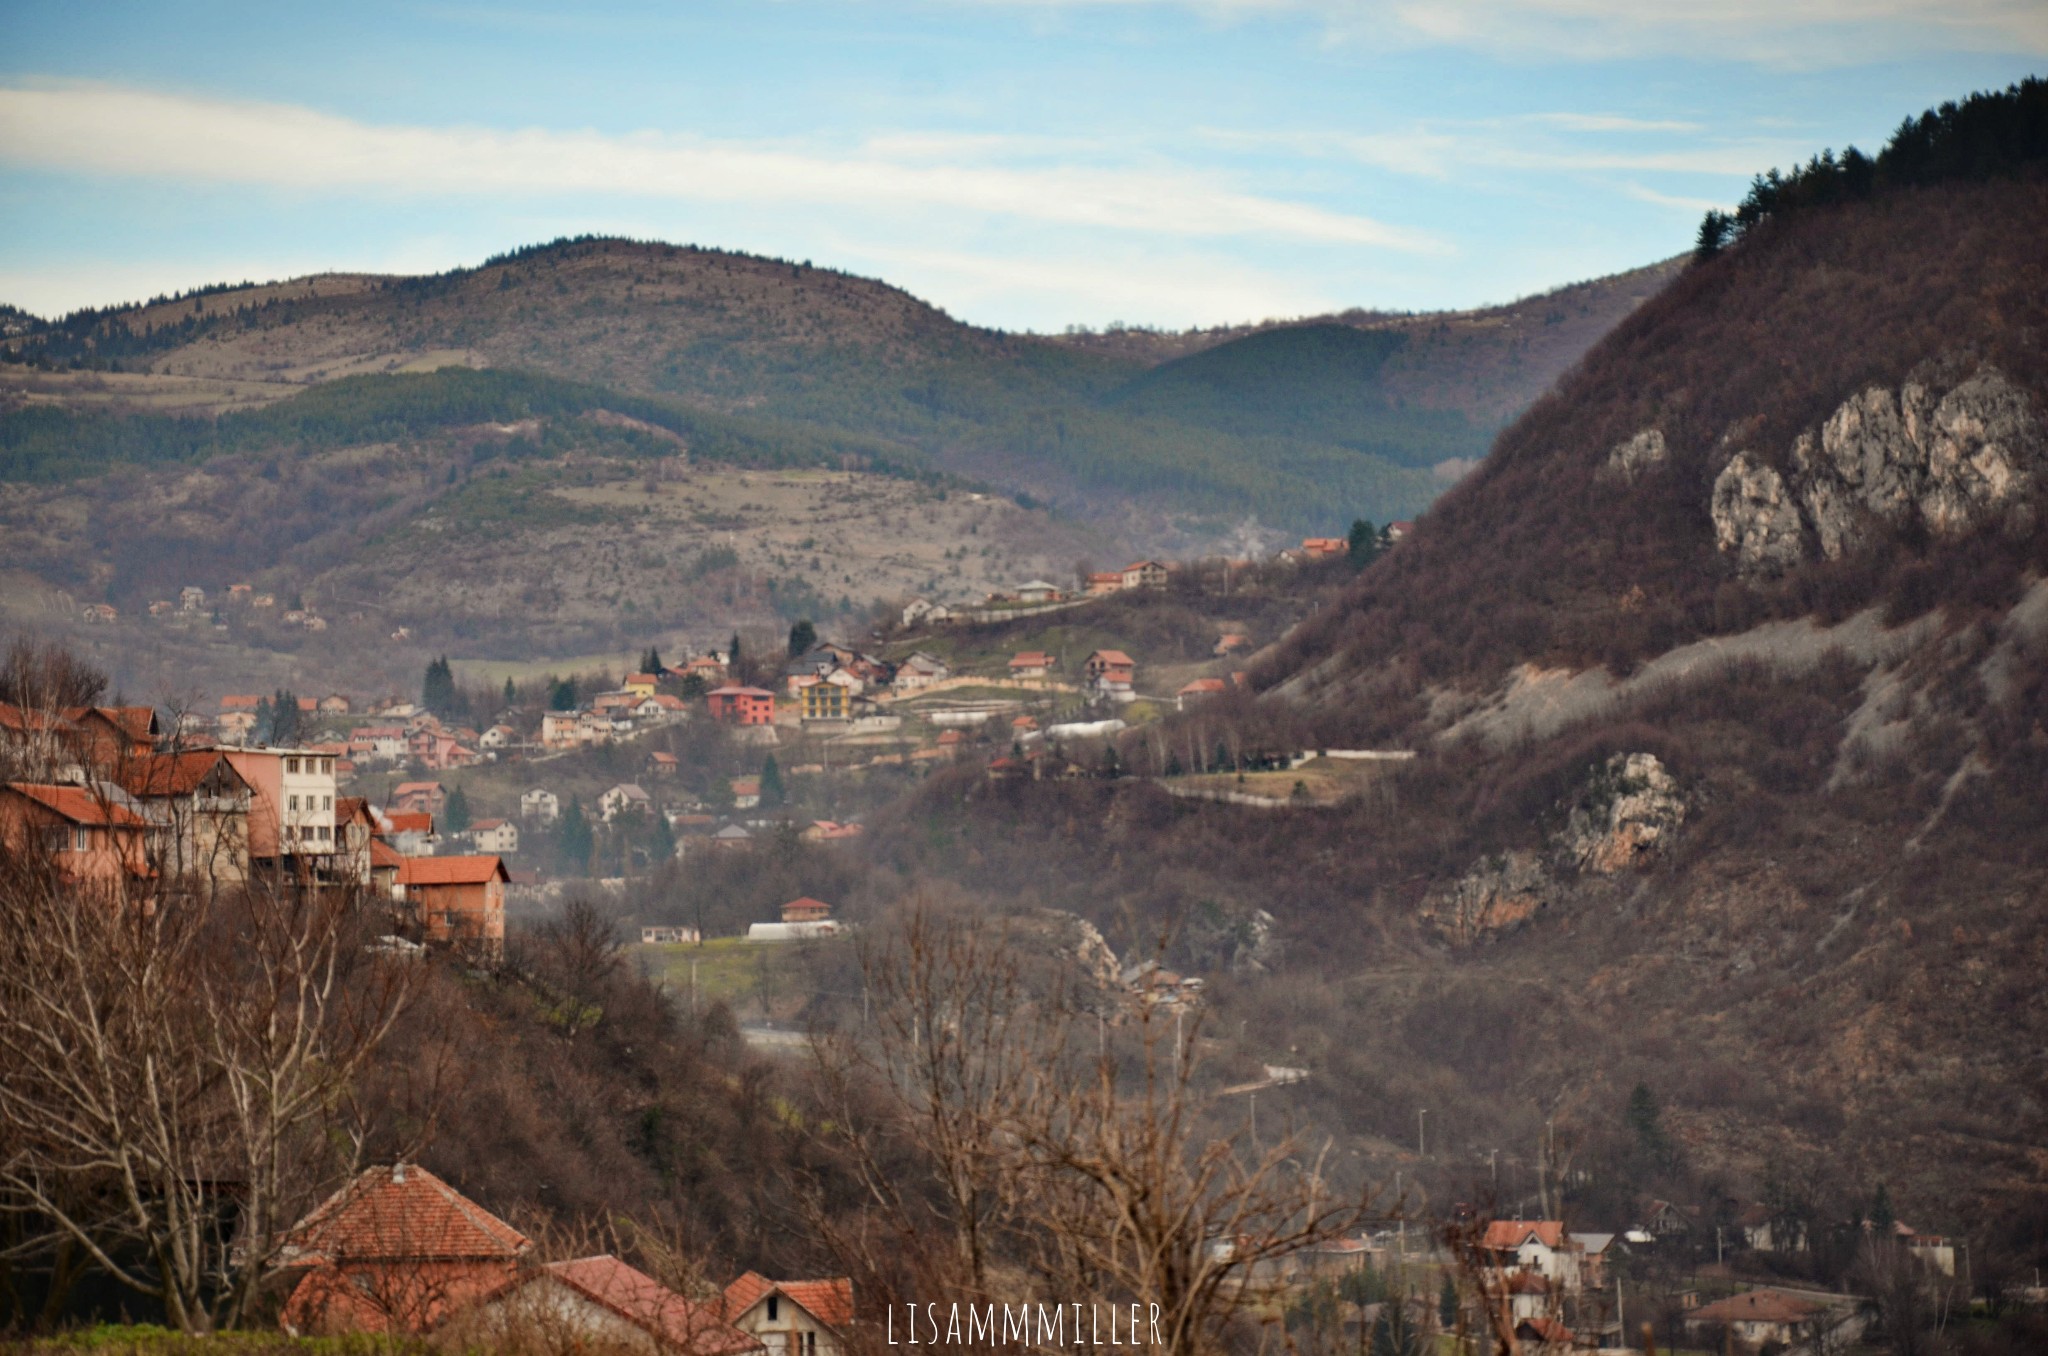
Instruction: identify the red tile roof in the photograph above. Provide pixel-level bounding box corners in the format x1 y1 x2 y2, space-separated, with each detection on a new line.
383 811 434 835
1090 650 1134 666
397 855 508 886
548 1256 763 1355
281 1164 530 1264
1689 1289 1825 1325
369 837 407 870
722 1272 854 1330
114 751 246 798
1483 1220 1567 1251
2 783 151 828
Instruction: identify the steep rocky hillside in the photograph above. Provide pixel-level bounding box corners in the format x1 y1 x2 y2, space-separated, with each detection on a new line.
863 135 2048 1258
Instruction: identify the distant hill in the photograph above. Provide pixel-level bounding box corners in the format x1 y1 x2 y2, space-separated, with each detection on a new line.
0 240 1676 536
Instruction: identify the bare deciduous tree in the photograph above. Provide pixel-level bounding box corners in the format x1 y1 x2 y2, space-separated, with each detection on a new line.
0 859 417 1332
809 901 1368 1356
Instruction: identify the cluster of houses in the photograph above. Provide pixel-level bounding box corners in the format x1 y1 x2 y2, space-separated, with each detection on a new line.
274 1161 854 1355
0 700 512 959
98 581 332 632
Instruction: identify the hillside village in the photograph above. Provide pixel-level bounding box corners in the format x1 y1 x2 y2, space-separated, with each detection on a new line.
21 534 1417 920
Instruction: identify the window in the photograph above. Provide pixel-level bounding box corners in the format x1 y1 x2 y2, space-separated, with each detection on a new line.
323 795 332 810
288 795 299 811
73 827 90 852
287 758 300 774
803 1333 817 1356
317 826 331 841
768 1298 779 1323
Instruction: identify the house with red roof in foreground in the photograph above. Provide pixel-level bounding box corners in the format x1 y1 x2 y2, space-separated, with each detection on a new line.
277 1163 531 1336
458 1254 765 1355
722 1271 855 1356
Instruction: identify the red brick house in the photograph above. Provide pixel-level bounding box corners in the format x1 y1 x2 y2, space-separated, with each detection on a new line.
397 855 508 956
706 685 776 725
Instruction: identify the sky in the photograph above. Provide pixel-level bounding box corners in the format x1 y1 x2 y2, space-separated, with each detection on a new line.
0 2 2041 332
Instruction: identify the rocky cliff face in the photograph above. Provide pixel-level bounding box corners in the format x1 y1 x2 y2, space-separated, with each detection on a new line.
1557 752 1688 874
1709 364 2043 576
1423 752 1686 942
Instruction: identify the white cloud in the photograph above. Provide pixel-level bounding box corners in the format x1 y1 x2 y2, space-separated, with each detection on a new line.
962 0 2048 61
0 83 1445 253
1205 121 1802 181
1621 182 1726 213
833 239 1335 329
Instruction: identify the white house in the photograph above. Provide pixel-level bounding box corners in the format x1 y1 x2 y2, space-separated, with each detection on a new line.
1481 1221 1580 1290
600 783 654 822
892 652 950 692
469 819 520 854
478 724 519 750
521 788 560 823
722 1273 853 1356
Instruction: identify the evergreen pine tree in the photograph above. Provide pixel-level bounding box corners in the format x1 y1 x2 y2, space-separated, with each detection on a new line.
1869 1183 1896 1234
549 678 578 711
422 656 457 716
557 797 594 874
1439 1274 1458 1331
640 646 664 675
503 676 517 706
442 785 472 835
729 633 743 674
271 689 303 745
759 755 786 809
787 619 817 658
252 695 274 745
650 808 677 863
1347 518 1381 570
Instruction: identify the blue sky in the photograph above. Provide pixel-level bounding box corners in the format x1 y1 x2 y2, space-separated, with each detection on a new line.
1 1 2040 331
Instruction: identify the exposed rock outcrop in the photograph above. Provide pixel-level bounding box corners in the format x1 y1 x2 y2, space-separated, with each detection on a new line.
1715 364 2043 572
1424 753 1686 943
1711 452 1806 577
1420 850 1553 945
1606 427 1668 481
1557 752 1687 874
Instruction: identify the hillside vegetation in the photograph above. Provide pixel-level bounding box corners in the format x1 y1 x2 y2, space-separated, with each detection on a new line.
1 240 1676 534
848 88 2048 1271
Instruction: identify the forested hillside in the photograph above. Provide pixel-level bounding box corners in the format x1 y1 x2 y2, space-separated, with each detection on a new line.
850 83 2048 1279
0 240 1676 535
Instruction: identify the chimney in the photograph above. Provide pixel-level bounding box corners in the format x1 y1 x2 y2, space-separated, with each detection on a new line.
392 1162 407 1184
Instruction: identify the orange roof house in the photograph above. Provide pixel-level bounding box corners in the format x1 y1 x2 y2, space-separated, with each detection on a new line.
461 1255 764 1355
722 1272 855 1356
781 897 833 924
397 855 508 956
0 783 155 888
277 1163 530 1337
1008 650 1056 676
1301 537 1346 558
1177 678 1227 710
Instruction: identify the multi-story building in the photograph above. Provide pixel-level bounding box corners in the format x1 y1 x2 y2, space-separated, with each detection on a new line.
224 747 340 870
